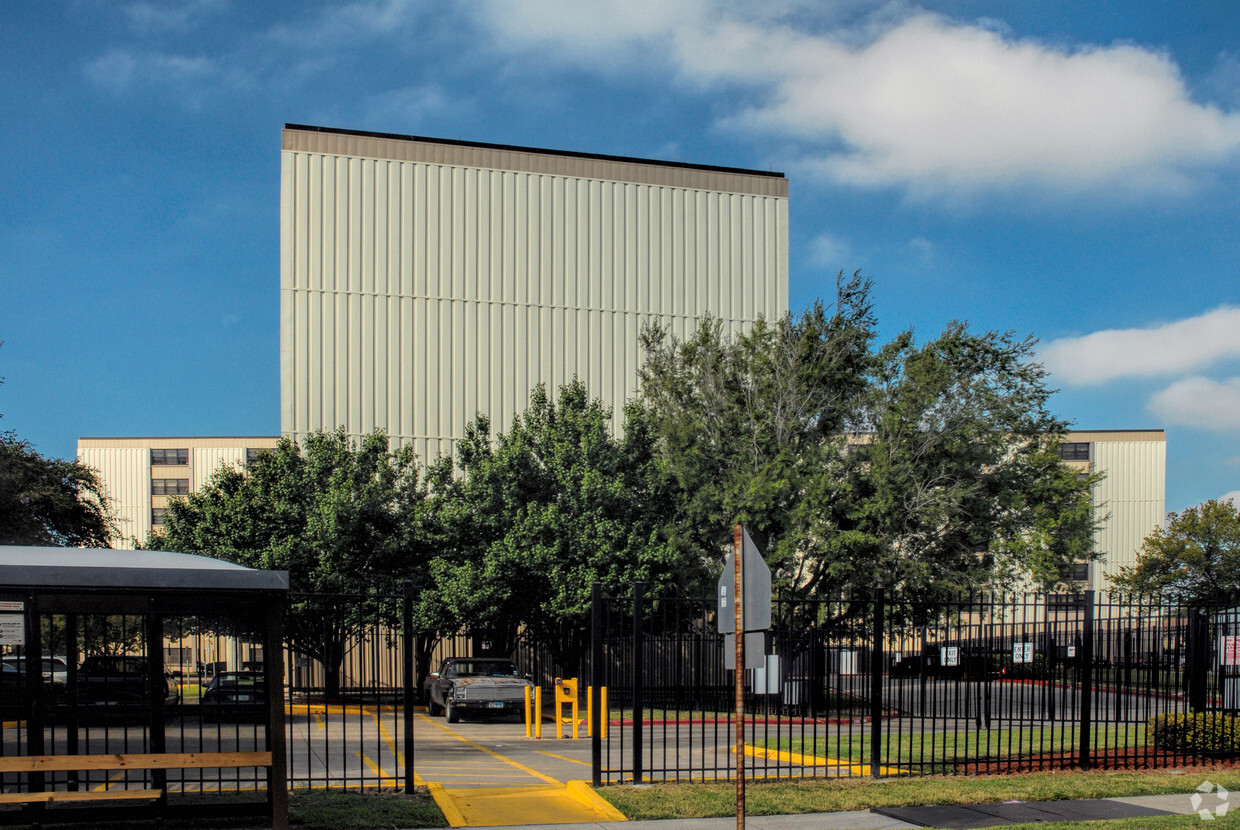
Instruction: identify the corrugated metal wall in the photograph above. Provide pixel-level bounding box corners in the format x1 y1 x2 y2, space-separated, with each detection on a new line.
281 145 789 462
77 447 149 549
1092 439 1166 591
191 447 247 491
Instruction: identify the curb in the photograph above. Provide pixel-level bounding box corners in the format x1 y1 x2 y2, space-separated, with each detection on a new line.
566 780 628 821
427 781 468 828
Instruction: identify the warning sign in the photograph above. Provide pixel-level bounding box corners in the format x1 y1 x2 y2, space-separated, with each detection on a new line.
1220 635 1240 667
0 615 24 647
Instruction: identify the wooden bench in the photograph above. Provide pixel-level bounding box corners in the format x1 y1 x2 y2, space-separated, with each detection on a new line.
0 751 273 805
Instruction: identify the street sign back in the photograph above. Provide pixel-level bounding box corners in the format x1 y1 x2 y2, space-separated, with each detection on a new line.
717 526 772 633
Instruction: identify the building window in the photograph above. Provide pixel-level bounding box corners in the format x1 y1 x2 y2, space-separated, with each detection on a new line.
151 478 190 496
151 508 168 525
151 448 189 466
1070 563 1090 582
1058 442 1090 461
246 448 271 466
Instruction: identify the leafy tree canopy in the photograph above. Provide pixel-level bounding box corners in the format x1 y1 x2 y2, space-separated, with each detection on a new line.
637 272 1098 605
147 428 433 696
430 379 686 660
0 433 115 548
1113 499 1240 606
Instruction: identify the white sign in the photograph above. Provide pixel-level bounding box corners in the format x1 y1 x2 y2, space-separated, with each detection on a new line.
940 646 959 667
1067 645 1077 658
0 602 23 612
1220 635 1240 667
0 615 24 647
1013 642 1034 664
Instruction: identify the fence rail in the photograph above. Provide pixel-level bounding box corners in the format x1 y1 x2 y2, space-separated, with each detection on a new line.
590 586 1240 784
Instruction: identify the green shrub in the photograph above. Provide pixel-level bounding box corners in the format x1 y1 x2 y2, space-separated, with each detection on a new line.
1149 712 1240 755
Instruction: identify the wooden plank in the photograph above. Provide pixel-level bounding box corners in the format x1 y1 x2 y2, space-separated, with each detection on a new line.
0 751 272 773
0 789 163 804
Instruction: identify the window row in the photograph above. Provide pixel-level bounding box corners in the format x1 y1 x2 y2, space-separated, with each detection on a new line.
151 448 189 465
1058 442 1090 461
151 478 190 496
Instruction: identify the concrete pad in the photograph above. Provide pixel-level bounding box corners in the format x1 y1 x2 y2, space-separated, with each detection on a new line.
439 784 626 826
1110 792 1202 816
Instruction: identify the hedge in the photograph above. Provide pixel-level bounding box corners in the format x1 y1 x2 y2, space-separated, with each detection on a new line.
1149 712 1240 755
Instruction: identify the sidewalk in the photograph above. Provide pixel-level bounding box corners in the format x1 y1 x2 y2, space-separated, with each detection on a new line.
462 791 1202 829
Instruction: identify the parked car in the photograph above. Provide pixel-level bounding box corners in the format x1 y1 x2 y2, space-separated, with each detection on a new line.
424 658 533 723
76 655 178 706
199 671 266 721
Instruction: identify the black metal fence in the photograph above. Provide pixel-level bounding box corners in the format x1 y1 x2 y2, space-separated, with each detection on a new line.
589 585 1240 784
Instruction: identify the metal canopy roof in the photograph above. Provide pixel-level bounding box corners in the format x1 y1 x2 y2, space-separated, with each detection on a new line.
0 546 289 593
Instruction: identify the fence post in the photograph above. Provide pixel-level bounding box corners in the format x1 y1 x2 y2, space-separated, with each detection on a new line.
591 582 603 787
1188 608 1209 713
632 582 644 785
1077 590 1095 770
870 586 885 778
403 580 415 793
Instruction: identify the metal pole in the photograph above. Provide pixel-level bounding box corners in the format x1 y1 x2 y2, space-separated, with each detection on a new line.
591 582 603 786
632 582 644 785
1078 590 1095 770
403 580 416 793
734 524 745 830
870 587 885 778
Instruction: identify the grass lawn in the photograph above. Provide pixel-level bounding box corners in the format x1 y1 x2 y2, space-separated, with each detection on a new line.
765 724 1148 770
595 768 1240 820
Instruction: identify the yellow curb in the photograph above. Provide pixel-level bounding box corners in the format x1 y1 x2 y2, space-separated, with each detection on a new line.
742 744 905 776
566 780 627 821
428 781 469 827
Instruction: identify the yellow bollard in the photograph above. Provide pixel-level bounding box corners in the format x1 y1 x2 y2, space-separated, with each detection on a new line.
534 686 543 739
587 685 608 739
524 686 532 738
587 685 593 737
601 686 608 740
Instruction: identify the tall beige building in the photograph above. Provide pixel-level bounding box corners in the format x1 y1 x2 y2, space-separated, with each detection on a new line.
1060 429 1166 592
76 437 280 549
280 125 790 461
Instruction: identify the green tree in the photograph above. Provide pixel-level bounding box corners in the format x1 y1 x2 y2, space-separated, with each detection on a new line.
432 380 687 665
148 428 434 698
1113 499 1240 605
637 273 1098 608
0 433 116 547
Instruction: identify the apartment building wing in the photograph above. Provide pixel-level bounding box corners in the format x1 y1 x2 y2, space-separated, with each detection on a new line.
280 124 790 462
1059 429 1166 591
77 437 280 549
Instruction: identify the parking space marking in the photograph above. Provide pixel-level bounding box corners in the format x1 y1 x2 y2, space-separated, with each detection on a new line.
416 714 562 787
534 749 590 766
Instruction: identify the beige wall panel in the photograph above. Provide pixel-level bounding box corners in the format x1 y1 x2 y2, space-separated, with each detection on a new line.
78 447 149 549
1092 439 1166 592
282 136 788 456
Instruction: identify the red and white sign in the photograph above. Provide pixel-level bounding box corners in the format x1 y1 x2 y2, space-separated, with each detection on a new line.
1220 635 1240 667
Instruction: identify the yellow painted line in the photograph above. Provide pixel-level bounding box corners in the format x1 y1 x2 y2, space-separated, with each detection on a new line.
364 705 402 762
417 713 562 787
742 744 905 776
535 749 591 767
356 751 402 786
428 781 469 827
313 711 325 729
567 780 627 821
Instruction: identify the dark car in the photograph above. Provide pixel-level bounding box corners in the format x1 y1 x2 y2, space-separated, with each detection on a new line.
77 655 178 706
199 671 266 721
423 658 533 723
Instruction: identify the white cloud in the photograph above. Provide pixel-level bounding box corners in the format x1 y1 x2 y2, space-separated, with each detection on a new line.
808 233 851 267
361 84 457 128
1040 306 1240 385
1221 490 1240 505
122 0 228 33
84 48 243 98
469 2 1240 198
1149 376 1240 430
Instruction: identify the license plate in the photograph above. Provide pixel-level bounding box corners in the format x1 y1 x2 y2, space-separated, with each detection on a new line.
488 701 505 709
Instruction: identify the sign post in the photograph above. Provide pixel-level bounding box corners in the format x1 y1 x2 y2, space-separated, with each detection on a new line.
718 526 772 830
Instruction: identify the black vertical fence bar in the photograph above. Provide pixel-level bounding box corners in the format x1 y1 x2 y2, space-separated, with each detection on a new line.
1188 608 1209 713
632 582 645 785
1077 590 1095 770
403 580 415 793
591 583 603 786
146 601 167 801
869 587 884 778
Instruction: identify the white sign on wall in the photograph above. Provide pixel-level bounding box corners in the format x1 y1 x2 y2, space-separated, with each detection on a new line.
940 646 959 667
1013 642 1034 664
0 615 24 647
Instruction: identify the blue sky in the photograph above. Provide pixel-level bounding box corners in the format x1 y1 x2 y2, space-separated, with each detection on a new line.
2 1 1239 512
